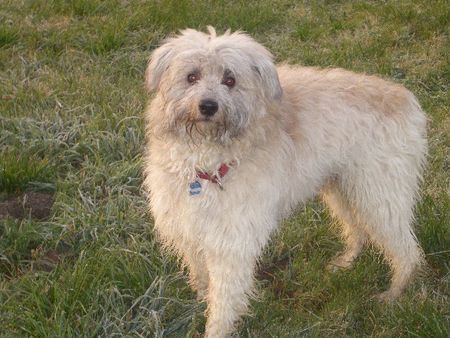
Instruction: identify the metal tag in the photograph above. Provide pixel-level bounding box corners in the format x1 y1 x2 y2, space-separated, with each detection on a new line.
189 180 202 196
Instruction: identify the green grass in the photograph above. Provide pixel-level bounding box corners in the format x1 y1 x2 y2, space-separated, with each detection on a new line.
0 151 55 194
0 0 448 336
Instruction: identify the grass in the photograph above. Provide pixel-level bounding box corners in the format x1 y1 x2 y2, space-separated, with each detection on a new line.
0 0 448 336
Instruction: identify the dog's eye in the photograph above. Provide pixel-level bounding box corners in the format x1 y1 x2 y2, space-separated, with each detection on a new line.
187 73 199 84
223 76 235 88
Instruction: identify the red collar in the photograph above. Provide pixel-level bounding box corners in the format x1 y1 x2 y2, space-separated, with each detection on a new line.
196 163 231 186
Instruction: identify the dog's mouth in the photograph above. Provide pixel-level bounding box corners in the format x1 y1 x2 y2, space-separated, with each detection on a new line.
183 115 230 142
192 117 213 123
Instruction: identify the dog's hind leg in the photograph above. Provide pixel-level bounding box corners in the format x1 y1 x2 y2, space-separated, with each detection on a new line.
322 183 367 272
363 203 422 302
343 163 423 301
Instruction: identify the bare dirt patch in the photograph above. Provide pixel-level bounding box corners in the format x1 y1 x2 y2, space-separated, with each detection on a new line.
0 191 55 220
31 243 73 272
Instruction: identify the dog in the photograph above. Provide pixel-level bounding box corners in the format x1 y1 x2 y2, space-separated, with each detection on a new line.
143 27 427 337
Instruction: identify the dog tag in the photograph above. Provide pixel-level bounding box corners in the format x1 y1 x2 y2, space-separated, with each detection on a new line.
189 180 202 196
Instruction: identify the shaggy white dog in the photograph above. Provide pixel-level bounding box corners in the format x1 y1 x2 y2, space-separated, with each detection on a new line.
143 27 427 337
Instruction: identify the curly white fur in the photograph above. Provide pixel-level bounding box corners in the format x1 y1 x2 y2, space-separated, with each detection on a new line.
143 27 427 337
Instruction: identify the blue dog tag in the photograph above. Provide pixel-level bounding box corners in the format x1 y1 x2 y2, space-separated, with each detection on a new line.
189 180 202 196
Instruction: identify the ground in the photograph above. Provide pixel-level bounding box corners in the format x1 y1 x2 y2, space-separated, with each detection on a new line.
0 192 54 220
0 1 448 337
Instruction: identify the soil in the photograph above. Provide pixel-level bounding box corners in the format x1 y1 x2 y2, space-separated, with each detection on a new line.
256 255 291 282
0 191 55 220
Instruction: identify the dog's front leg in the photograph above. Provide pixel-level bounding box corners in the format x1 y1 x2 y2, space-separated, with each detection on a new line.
183 249 209 300
204 250 256 338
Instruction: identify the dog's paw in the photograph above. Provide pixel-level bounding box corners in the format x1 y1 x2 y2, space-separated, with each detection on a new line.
196 289 208 302
373 289 400 303
326 254 354 273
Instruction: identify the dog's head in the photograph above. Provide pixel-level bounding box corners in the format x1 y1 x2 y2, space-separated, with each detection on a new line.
146 26 282 143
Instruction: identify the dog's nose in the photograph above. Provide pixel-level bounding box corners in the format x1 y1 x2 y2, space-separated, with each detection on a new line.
199 99 219 116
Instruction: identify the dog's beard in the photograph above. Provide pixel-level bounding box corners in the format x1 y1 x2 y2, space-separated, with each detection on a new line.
181 114 231 144
158 99 251 145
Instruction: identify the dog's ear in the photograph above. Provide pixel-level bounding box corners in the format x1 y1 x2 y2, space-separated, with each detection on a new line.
145 42 176 92
252 60 283 100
